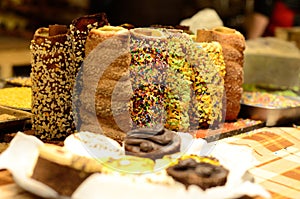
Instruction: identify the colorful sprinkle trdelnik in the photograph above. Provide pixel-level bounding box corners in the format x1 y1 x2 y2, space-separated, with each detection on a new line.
129 28 168 128
165 30 193 131
129 27 226 131
241 92 300 108
188 42 225 129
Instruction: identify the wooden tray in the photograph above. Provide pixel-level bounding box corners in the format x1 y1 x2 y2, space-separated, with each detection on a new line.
0 106 32 133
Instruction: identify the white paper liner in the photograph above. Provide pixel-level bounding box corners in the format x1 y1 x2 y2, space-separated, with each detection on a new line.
64 131 125 159
0 132 271 199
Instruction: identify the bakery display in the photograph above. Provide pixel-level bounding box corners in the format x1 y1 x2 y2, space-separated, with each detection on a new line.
31 143 102 196
196 27 246 121
80 26 228 142
30 133 229 195
0 4 285 197
27 16 246 197
124 124 181 160
30 14 109 141
166 155 229 190
28 9 246 143
29 136 229 196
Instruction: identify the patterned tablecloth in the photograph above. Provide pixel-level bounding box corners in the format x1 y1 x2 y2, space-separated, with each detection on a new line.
0 127 299 198
220 127 300 199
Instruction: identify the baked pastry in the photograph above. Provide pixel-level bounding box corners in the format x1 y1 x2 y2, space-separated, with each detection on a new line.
129 28 226 131
30 14 109 140
164 29 193 132
166 155 229 190
30 24 76 140
129 28 169 128
81 26 229 144
188 41 226 129
70 13 109 68
31 143 102 196
69 13 109 130
80 26 132 144
124 124 181 160
196 27 246 121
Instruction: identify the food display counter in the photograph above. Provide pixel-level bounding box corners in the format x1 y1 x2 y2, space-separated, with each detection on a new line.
0 12 300 199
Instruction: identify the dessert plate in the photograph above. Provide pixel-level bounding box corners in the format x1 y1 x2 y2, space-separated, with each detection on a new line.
0 132 271 199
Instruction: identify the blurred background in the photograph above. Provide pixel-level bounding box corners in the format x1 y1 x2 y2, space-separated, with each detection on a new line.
0 0 254 78
0 0 252 39
1 0 299 81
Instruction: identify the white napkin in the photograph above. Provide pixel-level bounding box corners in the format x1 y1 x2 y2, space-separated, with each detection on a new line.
180 8 224 34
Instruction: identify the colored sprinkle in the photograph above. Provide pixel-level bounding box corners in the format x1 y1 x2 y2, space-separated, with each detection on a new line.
242 92 300 108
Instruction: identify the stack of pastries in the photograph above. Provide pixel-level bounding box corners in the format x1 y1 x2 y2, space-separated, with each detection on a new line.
30 13 245 144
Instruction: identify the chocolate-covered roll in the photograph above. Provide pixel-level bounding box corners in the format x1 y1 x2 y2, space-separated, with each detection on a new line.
166 156 229 190
69 13 109 130
124 124 181 160
70 13 109 66
30 25 76 140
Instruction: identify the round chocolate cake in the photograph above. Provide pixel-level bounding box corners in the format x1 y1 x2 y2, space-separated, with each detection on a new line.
166 156 229 190
124 124 181 160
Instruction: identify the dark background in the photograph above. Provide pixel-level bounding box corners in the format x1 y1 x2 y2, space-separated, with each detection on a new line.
0 0 254 39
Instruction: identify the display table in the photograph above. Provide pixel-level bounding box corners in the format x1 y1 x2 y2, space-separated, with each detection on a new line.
0 127 299 199
223 127 300 199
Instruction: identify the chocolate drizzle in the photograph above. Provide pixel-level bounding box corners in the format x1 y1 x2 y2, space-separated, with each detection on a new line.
166 158 229 190
124 125 181 160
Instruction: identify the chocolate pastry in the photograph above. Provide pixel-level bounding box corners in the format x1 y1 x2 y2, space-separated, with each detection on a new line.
31 144 102 196
69 13 109 130
166 157 229 190
30 25 76 140
124 124 181 160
